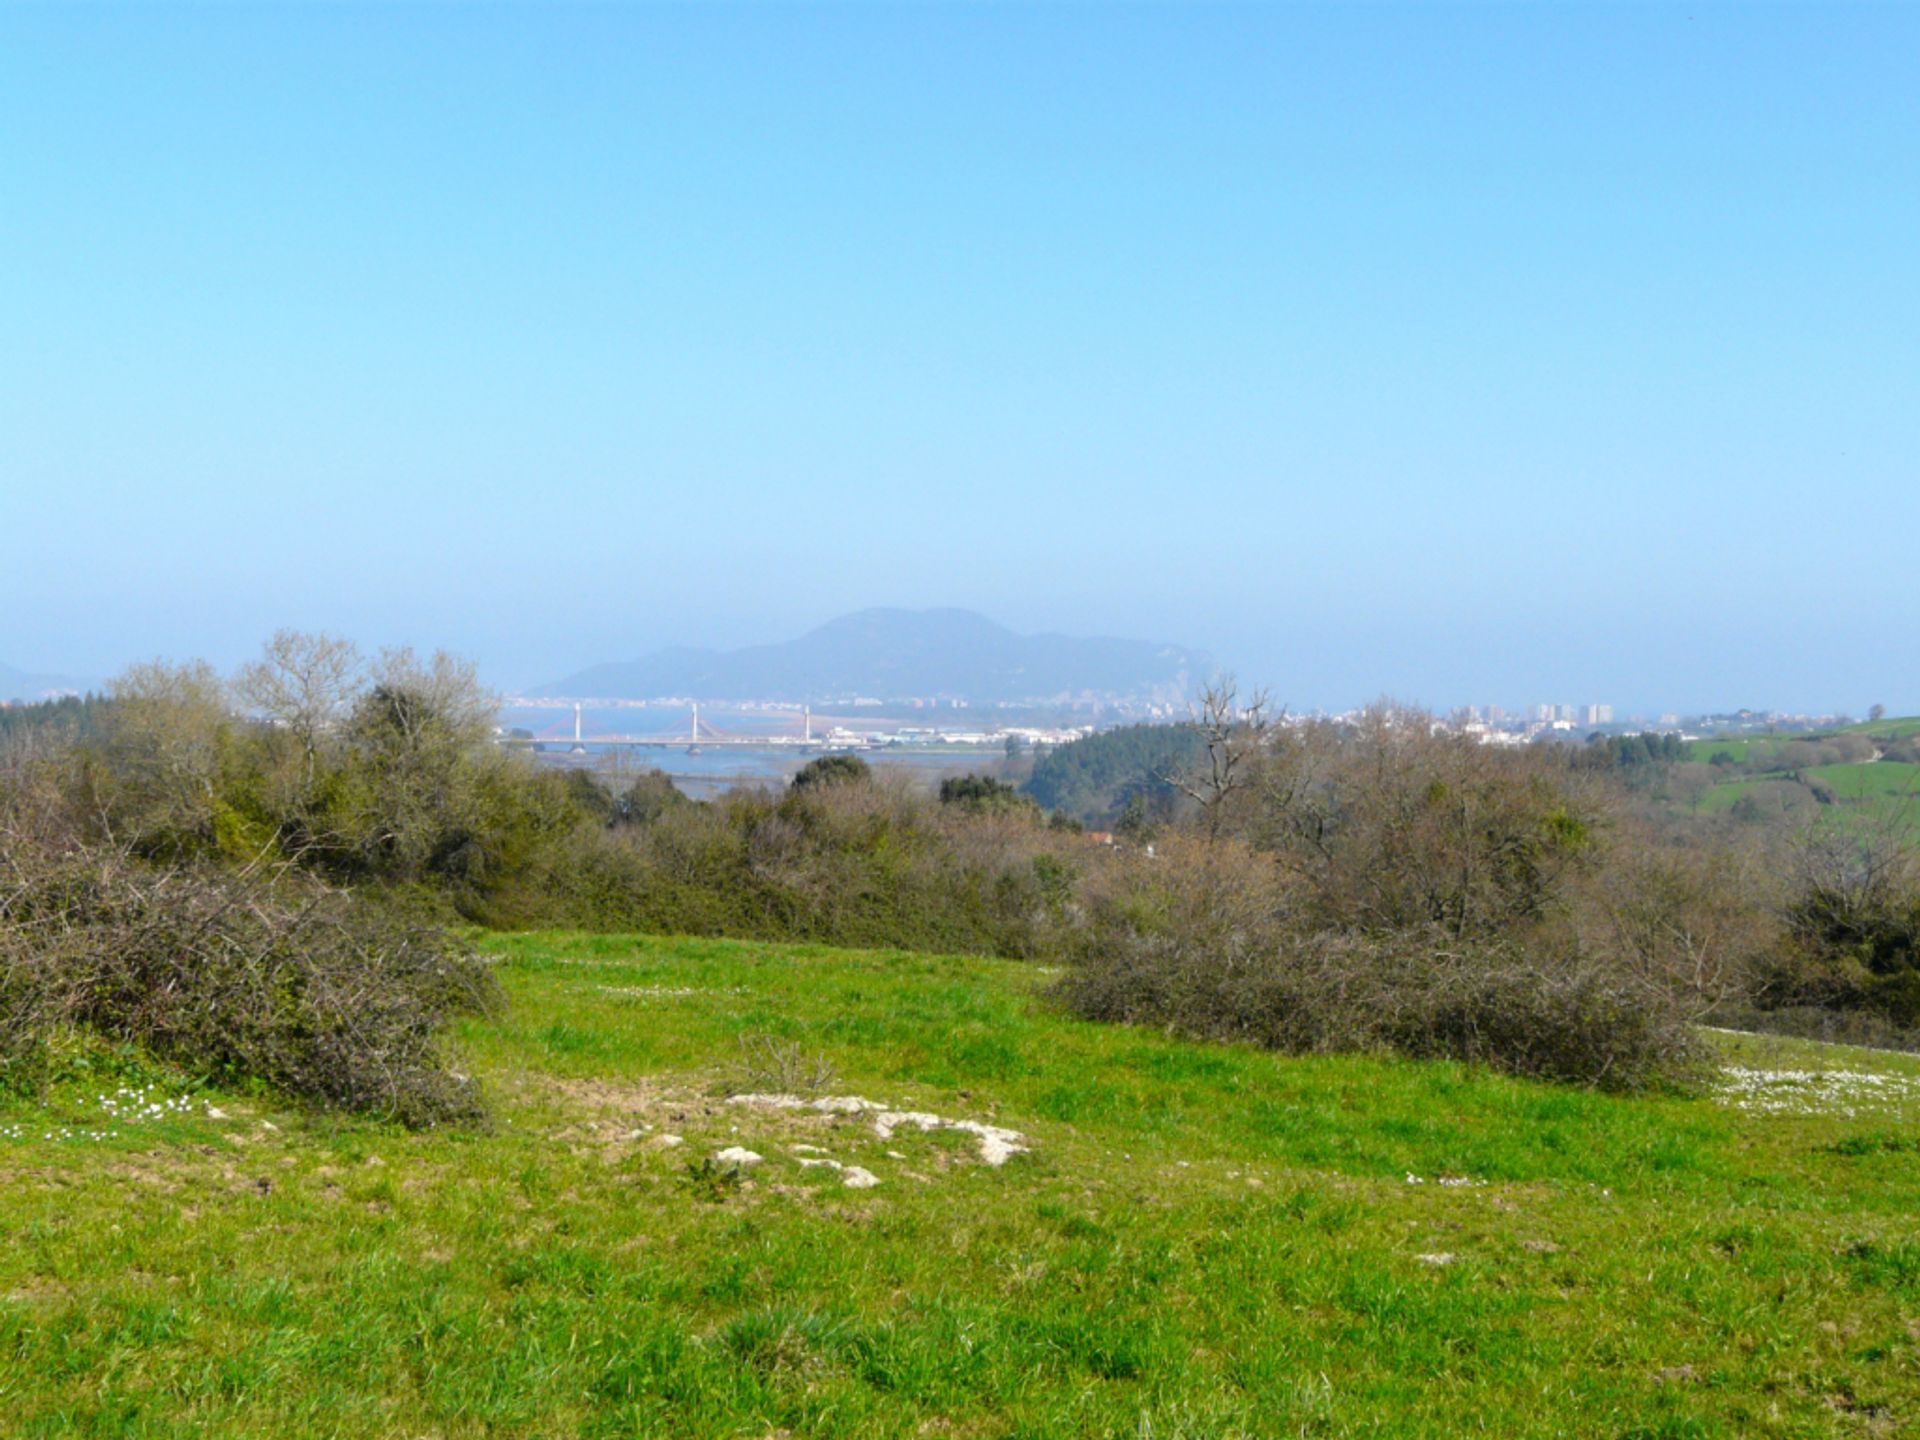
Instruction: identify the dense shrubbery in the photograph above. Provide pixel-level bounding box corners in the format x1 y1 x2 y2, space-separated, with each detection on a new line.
1052 718 1711 1089
0 638 568 1123
1755 830 1920 1026
1062 912 1702 1090
479 777 1083 957
0 831 498 1125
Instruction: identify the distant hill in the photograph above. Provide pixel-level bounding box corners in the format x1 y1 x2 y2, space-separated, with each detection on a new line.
1023 723 1205 825
0 661 94 703
536 608 1210 706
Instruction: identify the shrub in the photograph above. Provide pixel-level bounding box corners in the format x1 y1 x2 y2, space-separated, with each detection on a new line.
1758 832 1920 1025
1247 710 1611 940
483 777 1096 958
0 835 499 1125
938 774 1037 815
1708 1003 1920 1055
613 769 690 826
1057 839 1702 1089
1571 831 1782 1016
790 754 871 791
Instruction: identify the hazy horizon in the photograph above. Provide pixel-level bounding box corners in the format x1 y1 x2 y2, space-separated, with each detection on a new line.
4 6 1916 717
0 601 1898 722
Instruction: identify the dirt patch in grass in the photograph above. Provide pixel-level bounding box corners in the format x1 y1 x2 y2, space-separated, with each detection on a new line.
0 1277 72 1305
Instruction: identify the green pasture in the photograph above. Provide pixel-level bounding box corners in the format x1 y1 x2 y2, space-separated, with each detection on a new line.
2 932 1918 1437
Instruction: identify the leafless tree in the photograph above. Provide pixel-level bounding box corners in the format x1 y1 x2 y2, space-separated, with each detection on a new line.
1788 812 1917 939
234 629 363 785
98 659 233 849
1166 676 1274 842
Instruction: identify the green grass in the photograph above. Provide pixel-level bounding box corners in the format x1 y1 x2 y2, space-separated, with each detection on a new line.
5 932 1920 1437
1686 737 1779 766
1686 759 1919 833
1685 716 1920 764
1847 716 1920 739
1804 760 1920 802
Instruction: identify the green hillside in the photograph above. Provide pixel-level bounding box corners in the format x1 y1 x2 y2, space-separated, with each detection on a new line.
1680 718 1920 832
3 932 1918 1437
1808 759 1920 801
1686 736 1780 766
1687 714 1920 763
1695 762 1920 814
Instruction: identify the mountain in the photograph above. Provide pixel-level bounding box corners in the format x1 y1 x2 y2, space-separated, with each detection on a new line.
536 609 1211 706
0 661 94 703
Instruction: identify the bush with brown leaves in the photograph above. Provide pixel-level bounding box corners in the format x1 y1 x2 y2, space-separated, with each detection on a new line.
1056 833 1706 1091
0 834 499 1126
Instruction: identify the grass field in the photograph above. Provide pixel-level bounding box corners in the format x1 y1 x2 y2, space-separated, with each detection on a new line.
4 932 1920 1437
1685 715 1920 766
1686 738 1781 766
1850 717 1920 740
1805 761 1920 803
1687 760 1920 832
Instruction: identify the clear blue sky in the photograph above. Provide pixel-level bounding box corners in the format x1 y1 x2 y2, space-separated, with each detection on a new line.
3 3 1915 714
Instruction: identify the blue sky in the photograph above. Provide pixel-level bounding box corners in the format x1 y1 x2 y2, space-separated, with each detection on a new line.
2 3 1915 714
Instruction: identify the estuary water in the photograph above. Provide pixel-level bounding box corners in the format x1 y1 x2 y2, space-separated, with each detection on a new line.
498 703 1004 796
521 743 995 798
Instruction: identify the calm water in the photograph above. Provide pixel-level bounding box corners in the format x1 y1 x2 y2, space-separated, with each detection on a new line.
526 744 997 798
501 703 811 745
500 703 1004 796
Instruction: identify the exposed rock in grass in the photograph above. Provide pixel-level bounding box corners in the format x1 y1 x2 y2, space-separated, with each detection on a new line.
795 1154 881 1188
728 1094 1029 1166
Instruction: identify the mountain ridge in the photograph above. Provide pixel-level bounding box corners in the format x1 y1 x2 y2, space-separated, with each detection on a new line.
534 608 1210 706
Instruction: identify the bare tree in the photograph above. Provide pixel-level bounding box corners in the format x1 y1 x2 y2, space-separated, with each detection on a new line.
234 629 363 785
99 659 233 851
1788 813 1916 941
357 646 497 751
1166 676 1274 842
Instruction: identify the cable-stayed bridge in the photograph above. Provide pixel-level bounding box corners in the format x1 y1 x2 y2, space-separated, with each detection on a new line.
499 703 832 752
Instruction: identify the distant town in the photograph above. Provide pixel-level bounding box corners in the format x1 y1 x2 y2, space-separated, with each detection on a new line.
495 690 1874 756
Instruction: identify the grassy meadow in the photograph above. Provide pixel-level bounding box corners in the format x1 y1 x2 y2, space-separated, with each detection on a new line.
1689 761 1920 830
3 931 1919 1438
